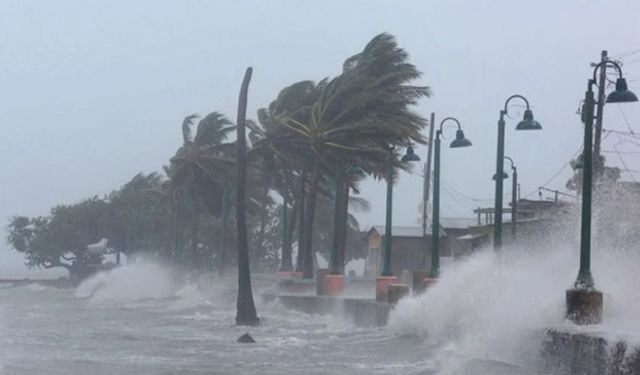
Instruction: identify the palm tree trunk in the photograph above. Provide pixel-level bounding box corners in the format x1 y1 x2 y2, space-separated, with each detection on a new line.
173 199 182 261
280 194 296 271
255 197 268 270
295 172 306 272
191 198 200 270
218 188 230 275
235 67 259 326
302 161 320 279
337 179 350 274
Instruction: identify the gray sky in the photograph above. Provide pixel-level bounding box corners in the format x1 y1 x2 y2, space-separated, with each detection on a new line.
1 0 639 274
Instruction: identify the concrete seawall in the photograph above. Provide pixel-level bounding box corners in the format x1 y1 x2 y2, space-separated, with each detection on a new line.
541 329 640 374
261 293 391 327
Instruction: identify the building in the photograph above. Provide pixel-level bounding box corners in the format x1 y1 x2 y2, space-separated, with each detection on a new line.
365 217 477 276
469 197 576 248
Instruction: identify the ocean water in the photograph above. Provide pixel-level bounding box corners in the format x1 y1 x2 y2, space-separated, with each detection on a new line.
0 262 430 375
388 244 640 374
0 242 637 374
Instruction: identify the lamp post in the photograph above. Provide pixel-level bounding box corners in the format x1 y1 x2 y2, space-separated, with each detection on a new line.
430 118 472 280
493 156 518 241
507 157 518 241
566 59 637 325
376 145 420 302
493 95 542 252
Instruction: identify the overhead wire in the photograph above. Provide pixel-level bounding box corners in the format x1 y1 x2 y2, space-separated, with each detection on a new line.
440 183 477 211
522 145 582 199
617 104 636 136
602 150 640 156
613 141 639 183
610 48 640 60
441 180 493 203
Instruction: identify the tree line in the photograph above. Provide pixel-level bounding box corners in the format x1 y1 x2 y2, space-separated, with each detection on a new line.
6 33 430 325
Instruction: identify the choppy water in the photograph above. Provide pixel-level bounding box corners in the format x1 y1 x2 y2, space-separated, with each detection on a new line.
1 242 638 374
0 263 432 375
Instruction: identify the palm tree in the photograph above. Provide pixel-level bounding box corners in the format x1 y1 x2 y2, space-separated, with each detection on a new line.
167 112 235 266
249 81 325 273
235 67 259 326
277 33 430 278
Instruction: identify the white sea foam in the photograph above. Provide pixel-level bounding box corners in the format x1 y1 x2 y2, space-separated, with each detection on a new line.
24 283 49 292
75 262 181 304
389 241 640 373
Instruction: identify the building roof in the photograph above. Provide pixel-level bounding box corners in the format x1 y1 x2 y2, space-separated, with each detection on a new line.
439 217 478 229
369 225 447 238
457 232 487 240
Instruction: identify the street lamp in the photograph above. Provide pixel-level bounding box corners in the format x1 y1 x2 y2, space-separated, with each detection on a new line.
567 59 637 325
430 118 472 279
381 145 420 276
376 145 420 302
493 95 541 252
493 156 518 241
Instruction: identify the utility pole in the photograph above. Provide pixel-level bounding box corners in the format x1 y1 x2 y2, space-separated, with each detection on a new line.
593 50 608 177
422 112 435 237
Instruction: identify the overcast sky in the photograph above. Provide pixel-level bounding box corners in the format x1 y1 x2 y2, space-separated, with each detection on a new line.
1 0 639 275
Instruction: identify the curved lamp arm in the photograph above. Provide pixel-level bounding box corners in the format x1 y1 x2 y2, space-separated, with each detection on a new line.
438 117 462 137
503 94 531 116
592 60 624 83
504 156 515 171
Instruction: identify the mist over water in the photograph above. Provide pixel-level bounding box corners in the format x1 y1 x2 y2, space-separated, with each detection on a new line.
75 262 180 303
0 261 430 374
388 234 640 373
1 206 640 374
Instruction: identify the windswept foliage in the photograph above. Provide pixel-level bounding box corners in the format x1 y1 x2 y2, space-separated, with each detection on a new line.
5 32 429 285
6 198 109 277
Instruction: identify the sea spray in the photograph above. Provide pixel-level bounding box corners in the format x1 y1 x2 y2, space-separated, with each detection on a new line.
388 241 640 373
75 261 184 304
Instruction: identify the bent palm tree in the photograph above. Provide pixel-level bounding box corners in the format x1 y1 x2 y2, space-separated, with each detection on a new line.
279 33 431 278
168 112 236 265
235 67 259 326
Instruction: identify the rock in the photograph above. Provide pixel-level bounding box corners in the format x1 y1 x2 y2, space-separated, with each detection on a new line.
237 333 255 343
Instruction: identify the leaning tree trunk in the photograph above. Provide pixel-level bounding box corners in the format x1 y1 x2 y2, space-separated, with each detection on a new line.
254 186 269 270
295 172 306 272
235 67 259 326
190 198 200 270
302 161 320 279
280 196 297 271
217 188 230 275
173 198 183 261
337 179 350 274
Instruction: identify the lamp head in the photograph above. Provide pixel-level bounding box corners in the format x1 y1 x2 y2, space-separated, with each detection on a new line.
606 78 639 103
492 172 509 180
401 145 421 162
450 129 472 148
515 109 542 130
571 154 584 170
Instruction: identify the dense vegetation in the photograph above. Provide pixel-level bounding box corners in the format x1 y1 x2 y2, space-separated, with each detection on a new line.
6 33 429 322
